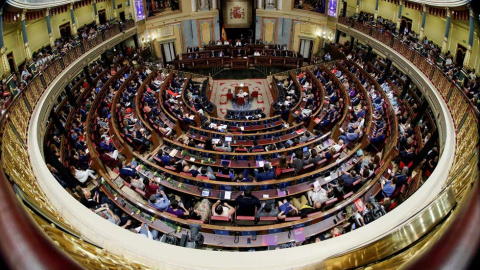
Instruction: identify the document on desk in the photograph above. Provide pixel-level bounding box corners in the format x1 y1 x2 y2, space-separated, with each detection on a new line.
313 180 321 190
324 176 332 182
224 191 232 200
169 149 178 157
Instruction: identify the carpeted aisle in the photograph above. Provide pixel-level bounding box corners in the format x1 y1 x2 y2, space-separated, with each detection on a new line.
211 79 273 118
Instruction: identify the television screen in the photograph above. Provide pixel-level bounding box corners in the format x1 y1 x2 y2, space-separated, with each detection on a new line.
134 0 145 21
328 0 337 17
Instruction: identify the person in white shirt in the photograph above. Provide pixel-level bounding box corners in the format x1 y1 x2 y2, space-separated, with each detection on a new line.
224 40 230 45
253 51 261 56
235 39 242 46
237 89 248 98
307 186 330 205
218 51 224 57
445 57 453 67
216 40 222 45
332 140 344 152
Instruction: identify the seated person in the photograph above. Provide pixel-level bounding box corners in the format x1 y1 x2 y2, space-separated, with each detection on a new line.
339 129 361 144
197 166 216 180
189 199 212 222
307 185 331 205
254 163 275 181
256 202 279 218
277 199 299 220
380 176 397 199
235 188 261 216
148 189 170 211
291 150 305 173
307 148 322 164
119 162 136 177
291 195 322 218
167 200 190 218
212 200 235 219
340 170 359 189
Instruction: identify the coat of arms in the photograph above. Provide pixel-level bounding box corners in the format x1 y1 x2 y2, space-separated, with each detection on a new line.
230 6 245 19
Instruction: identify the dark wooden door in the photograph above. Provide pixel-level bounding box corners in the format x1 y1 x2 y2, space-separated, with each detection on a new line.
7 52 16 73
99 10 107 24
59 23 71 39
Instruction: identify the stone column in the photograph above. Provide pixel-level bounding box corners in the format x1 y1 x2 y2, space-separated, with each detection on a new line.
0 7 11 74
192 0 197 12
94 0 100 25
70 3 78 37
212 0 217 10
46 8 55 48
374 0 379 19
356 0 359 14
396 0 403 30
21 10 32 61
277 0 282 10
258 0 263 9
463 7 474 68
419 4 426 40
112 0 117 18
441 7 451 54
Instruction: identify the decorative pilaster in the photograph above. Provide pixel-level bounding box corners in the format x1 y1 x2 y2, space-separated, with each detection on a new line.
191 0 197 12
21 10 32 61
356 0 360 14
463 7 474 68
112 0 117 18
374 0 379 19
419 4 427 40
212 0 218 9
94 0 100 25
258 0 263 9
441 7 451 54
70 4 78 37
396 0 403 30
46 8 55 48
277 0 282 10
0 7 11 74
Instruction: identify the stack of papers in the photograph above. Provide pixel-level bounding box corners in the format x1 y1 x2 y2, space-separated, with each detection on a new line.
169 149 178 157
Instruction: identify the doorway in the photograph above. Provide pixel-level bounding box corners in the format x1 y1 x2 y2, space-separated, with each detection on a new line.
456 44 467 66
399 17 412 35
160 41 177 65
119 11 126 22
59 23 71 39
299 39 314 61
7 52 16 73
99 9 107 24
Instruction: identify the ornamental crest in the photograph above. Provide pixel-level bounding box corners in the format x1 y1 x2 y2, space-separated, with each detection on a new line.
230 6 245 19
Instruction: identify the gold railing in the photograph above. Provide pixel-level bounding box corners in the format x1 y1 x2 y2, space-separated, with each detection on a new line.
0 21 145 269
337 18 479 200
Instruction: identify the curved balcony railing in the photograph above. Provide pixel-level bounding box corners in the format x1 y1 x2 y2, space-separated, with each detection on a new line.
337 17 479 199
0 21 141 270
0 14 478 270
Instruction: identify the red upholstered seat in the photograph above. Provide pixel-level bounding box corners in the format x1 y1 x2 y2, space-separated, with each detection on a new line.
251 91 258 98
257 216 278 225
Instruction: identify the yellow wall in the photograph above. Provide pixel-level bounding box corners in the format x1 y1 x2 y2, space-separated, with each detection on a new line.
423 14 446 46
351 0 479 71
0 1 136 77
26 19 50 53
377 1 397 21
